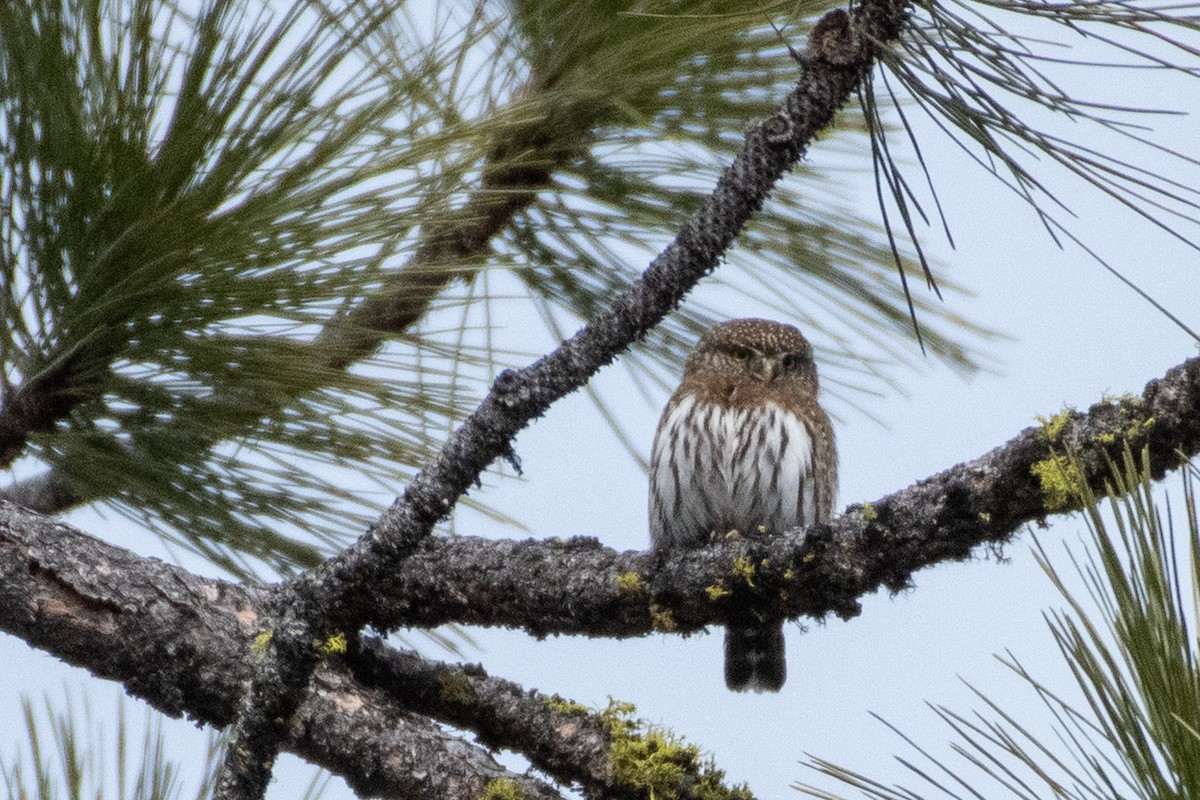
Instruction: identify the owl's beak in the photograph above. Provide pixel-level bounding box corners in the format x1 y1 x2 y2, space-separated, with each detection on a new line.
760 357 779 384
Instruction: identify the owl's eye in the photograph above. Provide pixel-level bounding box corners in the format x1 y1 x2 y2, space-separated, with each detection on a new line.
729 346 755 363
780 353 805 371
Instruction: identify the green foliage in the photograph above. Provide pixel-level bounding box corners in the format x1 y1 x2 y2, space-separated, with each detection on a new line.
0 692 182 800
0 0 482 575
0 0 995 577
801 449 1200 799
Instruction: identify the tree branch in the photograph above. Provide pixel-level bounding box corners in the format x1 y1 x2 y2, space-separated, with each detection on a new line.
0 502 560 799
350 356 1200 636
6 0 1193 796
0 501 736 798
296 669 565 800
348 638 616 789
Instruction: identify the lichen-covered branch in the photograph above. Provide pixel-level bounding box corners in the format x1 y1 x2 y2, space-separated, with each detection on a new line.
0 502 562 800
296 670 565 800
349 638 619 790
349 355 1200 635
0 501 751 799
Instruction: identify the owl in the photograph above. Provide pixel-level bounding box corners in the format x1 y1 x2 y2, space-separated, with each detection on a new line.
649 318 837 692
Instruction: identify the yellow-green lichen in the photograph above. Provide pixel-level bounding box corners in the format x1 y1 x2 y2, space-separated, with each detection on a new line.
1094 393 1155 445
783 567 795 581
602 700 752 800
861 502 878 522
730 556 756 587
478 777 526 800
316 632 347 655
978 511 992 523
544 696 590 717
251 630 273 654
1037 409 1075 443
1031 455 1083 513
1099 391 1135 404
649 604 677 632
1107 415 1155 445
705 582 731 601
438 669 477 705
616 571 644 593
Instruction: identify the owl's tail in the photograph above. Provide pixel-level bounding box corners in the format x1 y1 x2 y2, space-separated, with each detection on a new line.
724 623 786 692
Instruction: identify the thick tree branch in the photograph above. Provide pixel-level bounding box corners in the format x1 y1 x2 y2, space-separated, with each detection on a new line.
213 601 323 800
0 503 561 799
296 669 565 800
0 502 744 798
6 0 1193 796
355 356 1200 635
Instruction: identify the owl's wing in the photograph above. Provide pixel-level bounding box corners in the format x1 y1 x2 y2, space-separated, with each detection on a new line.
651 393 728 549
758 402 816 530
648 395 687 549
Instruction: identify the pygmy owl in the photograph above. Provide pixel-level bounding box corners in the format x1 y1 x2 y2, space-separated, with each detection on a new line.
649 318 837 692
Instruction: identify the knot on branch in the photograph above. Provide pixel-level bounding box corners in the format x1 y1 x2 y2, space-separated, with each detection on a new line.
493 368 530 408
762 113 796 145
809 9 861 66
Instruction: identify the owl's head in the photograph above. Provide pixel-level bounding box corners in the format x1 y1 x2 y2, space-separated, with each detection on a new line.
683 318 819 393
